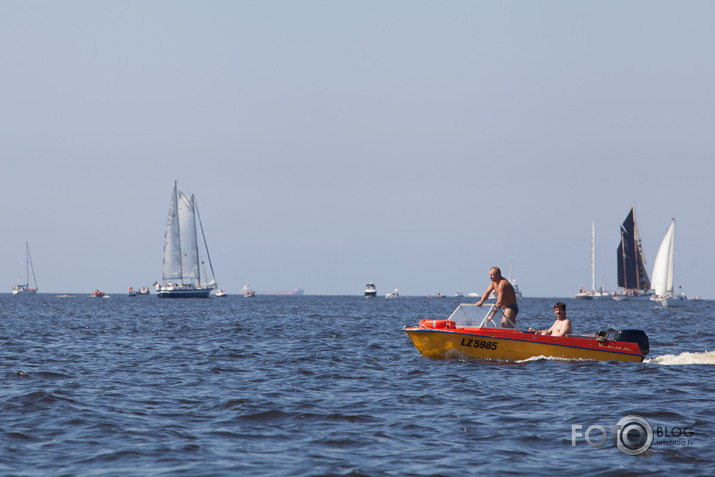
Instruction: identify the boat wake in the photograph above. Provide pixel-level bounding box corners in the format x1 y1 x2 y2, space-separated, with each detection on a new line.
645 351 715 365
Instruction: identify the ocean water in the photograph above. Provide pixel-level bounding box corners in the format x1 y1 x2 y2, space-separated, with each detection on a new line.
1 294 713 476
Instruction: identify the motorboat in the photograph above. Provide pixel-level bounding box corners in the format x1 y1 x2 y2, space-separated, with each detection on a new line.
364 283 377 298
128 287 137 297
242 283 255 298
404 304 649 363
216 289 228 297
385 288 399 298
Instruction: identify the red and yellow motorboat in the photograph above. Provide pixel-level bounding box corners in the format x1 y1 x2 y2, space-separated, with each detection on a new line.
404 304 649 363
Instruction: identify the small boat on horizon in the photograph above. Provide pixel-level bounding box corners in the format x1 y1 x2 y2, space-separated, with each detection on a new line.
242 283 255 298
216 289 228 297
90 289 108 298
386 288 399 298
404 304 649 363
128 287 137 297
364 283 377 298
12 242 38 295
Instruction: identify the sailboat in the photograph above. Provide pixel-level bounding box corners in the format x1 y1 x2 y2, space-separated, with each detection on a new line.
154 181 218 298
576 223 608 299
12 242 38 295
576 223 596 299
613 204 652 301
651 219 687 308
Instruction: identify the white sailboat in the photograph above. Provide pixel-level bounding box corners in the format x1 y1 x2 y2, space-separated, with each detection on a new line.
154 181 217 298
575 223 608 299
576 223 595 299
651 219 687 308
12 242 38 295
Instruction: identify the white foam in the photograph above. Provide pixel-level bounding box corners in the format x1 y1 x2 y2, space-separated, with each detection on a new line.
645 351 715 365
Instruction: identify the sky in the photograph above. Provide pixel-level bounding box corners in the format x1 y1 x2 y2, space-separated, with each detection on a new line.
1 1 714 298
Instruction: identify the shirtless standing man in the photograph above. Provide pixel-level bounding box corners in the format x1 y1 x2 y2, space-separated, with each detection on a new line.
529 302 572 336
476 266 518 328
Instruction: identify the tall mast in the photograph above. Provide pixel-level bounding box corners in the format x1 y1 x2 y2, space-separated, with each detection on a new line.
191 194 201 285
591 223 595 291
176 182 185 282
632 203 641 291
25 242 30 286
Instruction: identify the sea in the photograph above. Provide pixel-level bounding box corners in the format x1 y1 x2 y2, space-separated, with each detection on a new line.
1 294 714 476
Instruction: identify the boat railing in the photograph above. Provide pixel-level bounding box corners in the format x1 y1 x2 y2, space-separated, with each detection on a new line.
449 303 521 331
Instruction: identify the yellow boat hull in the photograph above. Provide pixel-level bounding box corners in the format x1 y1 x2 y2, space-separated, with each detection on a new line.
405 328 645 363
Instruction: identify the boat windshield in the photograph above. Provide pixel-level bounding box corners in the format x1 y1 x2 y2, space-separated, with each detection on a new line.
447 304 521 331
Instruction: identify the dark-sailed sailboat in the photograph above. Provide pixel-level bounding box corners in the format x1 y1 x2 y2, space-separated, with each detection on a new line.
613 204 651 301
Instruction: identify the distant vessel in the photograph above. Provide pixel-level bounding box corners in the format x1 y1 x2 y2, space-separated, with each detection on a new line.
137 287 150 295
506 263 523 299
12 242 38 295
242 283 255 298
216 289 228 298
128 287 137 297
364 283 377 298
613 204 652 301
386 288 399 298
272 289 304 296
154 181 218 298
90 289 107 298
651 219 687 308
575 223 608 299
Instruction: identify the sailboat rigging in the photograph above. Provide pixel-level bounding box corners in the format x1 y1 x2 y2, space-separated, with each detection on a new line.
154 181 218 298
613 204 651 301
12 242 38 295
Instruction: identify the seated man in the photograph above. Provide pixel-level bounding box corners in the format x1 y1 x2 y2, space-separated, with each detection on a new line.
529 302 572 337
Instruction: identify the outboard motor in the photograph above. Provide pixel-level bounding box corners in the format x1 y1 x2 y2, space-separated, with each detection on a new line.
615 329 649 355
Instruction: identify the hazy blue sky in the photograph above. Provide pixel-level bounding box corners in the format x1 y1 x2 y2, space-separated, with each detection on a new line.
2 1 713 297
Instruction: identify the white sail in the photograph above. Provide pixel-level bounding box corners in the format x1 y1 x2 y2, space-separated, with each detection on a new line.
162 182 183 281
651 221 675 297
590 222 595 291
157 181 217 298
178 192 200 283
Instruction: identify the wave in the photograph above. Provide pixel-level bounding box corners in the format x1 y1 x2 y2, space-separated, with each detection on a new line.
645 351 715 365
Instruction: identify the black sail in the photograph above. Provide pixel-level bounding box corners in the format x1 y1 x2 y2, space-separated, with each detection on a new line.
616 206 651 292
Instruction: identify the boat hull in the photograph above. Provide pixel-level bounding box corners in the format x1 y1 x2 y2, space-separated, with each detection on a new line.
157 287 213 298
12 287 38 295
404 327 645 363
661 296 687 308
